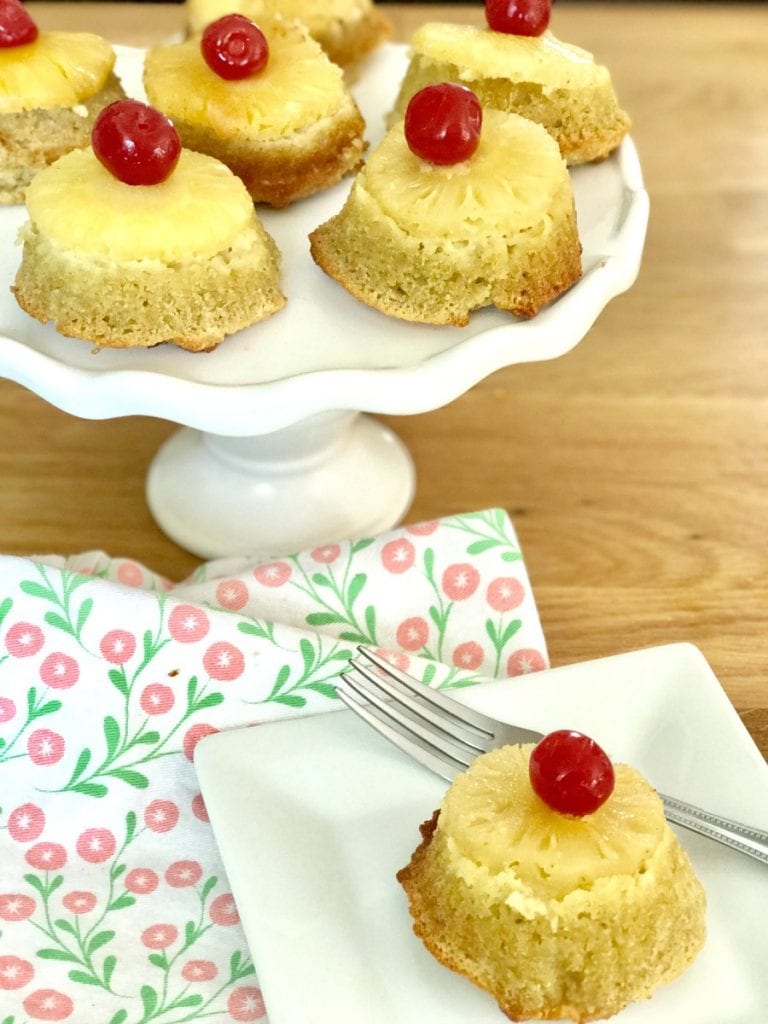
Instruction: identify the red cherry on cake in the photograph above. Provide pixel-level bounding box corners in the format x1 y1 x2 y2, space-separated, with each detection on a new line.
485 0 552 37
529 729 615 816
0 0 38 47
404 83 483 166
92 100 181 186
201 14 269 80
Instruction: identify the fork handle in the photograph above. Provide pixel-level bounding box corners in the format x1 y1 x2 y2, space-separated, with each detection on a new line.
661 793 768 865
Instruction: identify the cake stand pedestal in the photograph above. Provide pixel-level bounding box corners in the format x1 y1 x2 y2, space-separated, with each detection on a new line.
0 44 648 560
146 412 414 559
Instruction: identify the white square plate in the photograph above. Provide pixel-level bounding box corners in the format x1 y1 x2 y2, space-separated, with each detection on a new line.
196 644 768 1023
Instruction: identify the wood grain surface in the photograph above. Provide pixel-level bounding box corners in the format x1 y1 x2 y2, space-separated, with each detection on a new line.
8 3 768 758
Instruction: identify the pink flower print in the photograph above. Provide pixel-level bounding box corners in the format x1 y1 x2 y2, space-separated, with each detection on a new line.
191 792 209 822
7 802 45 842
125 868 159 895
486 577 525 613
99 629 136 665
216 579 249 611
165 860 202 888
23 988 74 1020
203 641 245 681
182 959 218 982
380 538 415 574
0 893 36 921
396 617 429 652
406 519 439 536
374 647 410 672
253 561 292 587
311 543 341 564
39 652 80 690
27 729 65 766
140 683 175 716
452 641 484 670
209 892 240 926
0 695 16 723
506 648 547 676
62 891 96 915
442 563 480 601
0 954 34 989
5 621 44 658
144 799 179 833
168 604 210 643
25 842 67 872
116 560 144 587
228 986 266 1021
76 828 116 864
141 923 178 950
183 724 218 763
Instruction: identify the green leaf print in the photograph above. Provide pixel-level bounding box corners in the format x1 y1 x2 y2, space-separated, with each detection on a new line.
19 566 96 649
447 509 522 561
254 636 349 707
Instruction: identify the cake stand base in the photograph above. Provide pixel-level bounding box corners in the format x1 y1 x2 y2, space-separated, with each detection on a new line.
145 411 415 560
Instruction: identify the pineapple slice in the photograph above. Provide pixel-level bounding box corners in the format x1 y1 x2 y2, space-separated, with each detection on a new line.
144 18 344 141
24 148 254 261
0 32 115 114
362 109 567 239
408 23 607 89
440 744 666 900
186 0 370 40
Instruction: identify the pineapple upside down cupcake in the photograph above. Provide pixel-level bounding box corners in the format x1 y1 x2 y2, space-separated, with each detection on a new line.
398 731 707 1022
184 0 390 69
12 100 285 351
144 14 365 207
391 0 630 165
0 0 125 203
310 83 582 325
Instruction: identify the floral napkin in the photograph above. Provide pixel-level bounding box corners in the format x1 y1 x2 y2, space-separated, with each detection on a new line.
0 508 547 1024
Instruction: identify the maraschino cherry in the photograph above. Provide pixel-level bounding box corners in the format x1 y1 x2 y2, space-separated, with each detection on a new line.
529 729 615 816
486 0 552 37
404 83 482 166
201 14 269 80
0 0 38 47
92 100 181 186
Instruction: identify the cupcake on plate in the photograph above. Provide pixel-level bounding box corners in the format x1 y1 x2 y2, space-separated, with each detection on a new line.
0 0 125 203
184 0 391 69
13 100 284 351
390 2 630 165
398 732 706 1021
310 83 582 325
144 13 365 207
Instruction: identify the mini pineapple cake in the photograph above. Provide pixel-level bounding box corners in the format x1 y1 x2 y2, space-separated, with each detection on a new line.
0 0 125 203
144 13 365 207
184 0 390 69
13 100 285 351
310 83 582 325
390 0 631 165
398 731 707 1022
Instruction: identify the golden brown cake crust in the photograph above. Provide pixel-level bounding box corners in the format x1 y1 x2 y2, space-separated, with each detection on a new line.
309 179 582 325
398 805 707 1023
12 220 285 351
391 53 631 165
0 74 125 205
171 96 366 208
317 6 392 68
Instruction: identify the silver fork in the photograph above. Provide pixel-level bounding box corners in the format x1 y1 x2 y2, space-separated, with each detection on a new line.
337 645 768 866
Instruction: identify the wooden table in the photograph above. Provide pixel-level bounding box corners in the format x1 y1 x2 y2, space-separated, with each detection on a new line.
8 3 768 758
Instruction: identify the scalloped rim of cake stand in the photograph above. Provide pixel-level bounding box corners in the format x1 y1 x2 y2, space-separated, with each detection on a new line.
0 45 648 438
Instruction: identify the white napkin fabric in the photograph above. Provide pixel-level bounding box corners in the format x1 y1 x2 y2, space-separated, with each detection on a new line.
0 508 547 1023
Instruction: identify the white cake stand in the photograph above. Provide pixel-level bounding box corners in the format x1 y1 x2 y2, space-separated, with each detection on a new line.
0 45 648 558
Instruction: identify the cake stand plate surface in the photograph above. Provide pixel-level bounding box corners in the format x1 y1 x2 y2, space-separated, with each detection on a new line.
0 44 648 558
